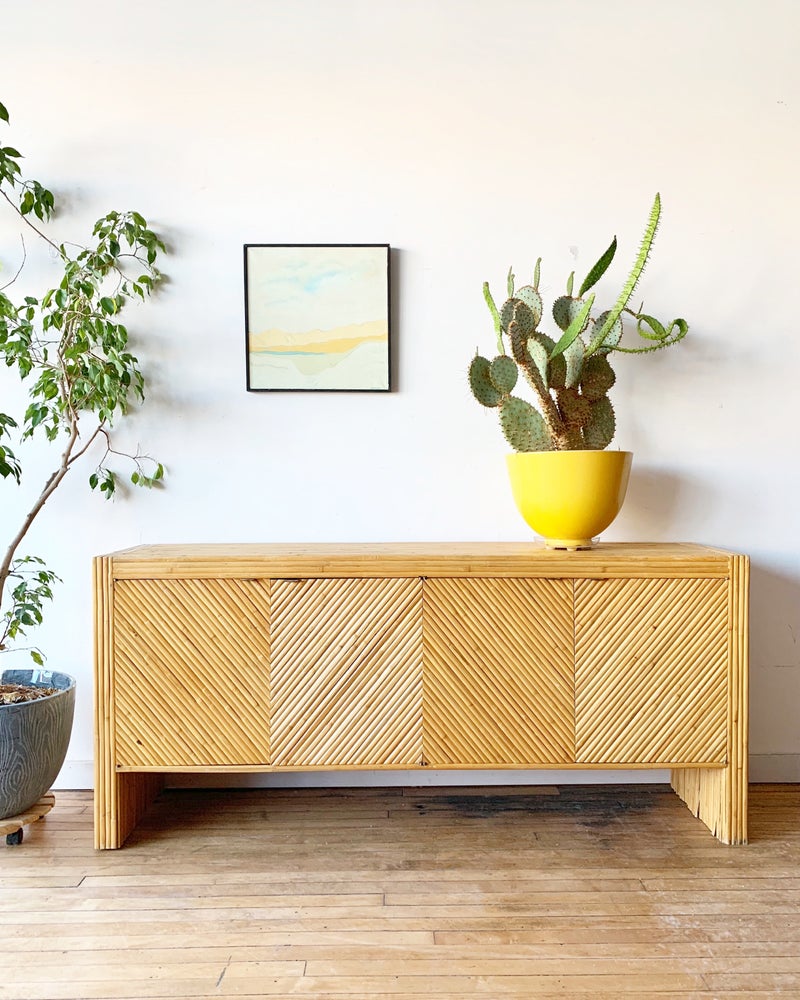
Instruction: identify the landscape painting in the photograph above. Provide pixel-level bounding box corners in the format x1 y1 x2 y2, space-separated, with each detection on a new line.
245 244 390 391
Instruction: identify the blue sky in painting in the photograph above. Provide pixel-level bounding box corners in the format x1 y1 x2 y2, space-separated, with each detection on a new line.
247 246 387 335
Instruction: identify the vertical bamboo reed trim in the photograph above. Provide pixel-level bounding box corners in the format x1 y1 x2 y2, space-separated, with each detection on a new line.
670 555 749 845
92 557 112 849
731 554 750 843
94 559 167 848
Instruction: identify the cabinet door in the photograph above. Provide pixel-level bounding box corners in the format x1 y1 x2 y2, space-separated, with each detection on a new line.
269 577 423 766
423 578 575 765
113 579 271 766
574 578 729 764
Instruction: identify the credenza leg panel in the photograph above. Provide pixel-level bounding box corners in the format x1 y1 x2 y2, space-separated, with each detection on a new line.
94 556 167 848
95 772 163 850
670 554 749 846
670 766 731 844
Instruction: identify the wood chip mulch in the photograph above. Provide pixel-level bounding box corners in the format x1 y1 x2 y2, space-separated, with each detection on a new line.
0 684 58 705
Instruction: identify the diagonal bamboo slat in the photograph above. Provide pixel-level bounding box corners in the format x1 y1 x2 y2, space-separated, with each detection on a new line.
269 578 423 766
113 579 271 767
423 578 575 765
574 578 729 764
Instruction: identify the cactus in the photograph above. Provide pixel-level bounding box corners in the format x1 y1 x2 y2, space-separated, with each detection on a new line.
469 355 502 407
490 355 518 394
500 396 551 452
468 194 687 451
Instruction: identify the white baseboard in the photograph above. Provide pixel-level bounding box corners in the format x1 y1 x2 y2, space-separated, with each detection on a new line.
53 756 800 791
54 760 94 789
53 762 670 790
749 754 800 782
165 769 672 789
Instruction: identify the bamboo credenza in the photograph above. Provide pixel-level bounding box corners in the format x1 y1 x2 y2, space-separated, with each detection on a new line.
93 542 749 848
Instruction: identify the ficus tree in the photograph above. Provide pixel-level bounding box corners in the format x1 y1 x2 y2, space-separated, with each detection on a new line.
0 99 167 662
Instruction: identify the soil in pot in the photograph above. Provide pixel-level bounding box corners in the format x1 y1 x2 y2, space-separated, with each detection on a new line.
1 684 58 705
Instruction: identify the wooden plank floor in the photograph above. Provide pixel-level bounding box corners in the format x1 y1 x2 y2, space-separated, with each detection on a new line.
1 784 799 998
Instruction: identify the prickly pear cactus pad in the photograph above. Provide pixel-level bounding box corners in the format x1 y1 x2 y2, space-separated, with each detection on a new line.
469 194 688 451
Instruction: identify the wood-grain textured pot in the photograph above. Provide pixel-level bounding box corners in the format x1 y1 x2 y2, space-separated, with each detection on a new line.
0 669 75 819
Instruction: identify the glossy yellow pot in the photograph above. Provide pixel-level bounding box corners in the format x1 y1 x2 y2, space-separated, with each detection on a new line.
506 450 632 549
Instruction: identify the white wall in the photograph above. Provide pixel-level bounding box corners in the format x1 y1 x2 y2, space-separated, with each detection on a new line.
2 0 798 788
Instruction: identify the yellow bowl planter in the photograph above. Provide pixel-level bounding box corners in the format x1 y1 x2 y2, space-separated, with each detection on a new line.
506 450 632 549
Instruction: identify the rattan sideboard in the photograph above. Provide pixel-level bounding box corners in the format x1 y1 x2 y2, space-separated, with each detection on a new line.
93 542 749 848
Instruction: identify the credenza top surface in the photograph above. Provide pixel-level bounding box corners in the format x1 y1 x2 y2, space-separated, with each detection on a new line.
97 542 743 580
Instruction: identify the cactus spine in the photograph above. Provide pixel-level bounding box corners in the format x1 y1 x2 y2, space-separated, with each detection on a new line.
469 194 688 451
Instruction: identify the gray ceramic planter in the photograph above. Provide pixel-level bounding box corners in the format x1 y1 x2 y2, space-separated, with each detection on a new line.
0 669 76 820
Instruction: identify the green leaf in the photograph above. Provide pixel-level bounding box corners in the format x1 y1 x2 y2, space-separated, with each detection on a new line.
578 236 617 297
0 101 9 123
550 294 595 360
615 316 689 354
636 314 667 340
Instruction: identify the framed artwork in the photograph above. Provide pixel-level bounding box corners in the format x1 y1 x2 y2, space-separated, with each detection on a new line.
244 244 391 392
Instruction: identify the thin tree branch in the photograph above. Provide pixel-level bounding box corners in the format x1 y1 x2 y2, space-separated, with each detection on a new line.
0 232 27 292
0 188 62 257
0 416 79 610
67 422 105 466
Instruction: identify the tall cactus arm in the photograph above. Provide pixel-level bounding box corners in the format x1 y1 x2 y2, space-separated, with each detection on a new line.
508 322 569 447
586 192 661 356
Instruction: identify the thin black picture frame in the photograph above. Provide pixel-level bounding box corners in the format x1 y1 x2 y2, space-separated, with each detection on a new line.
244 243 391 392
